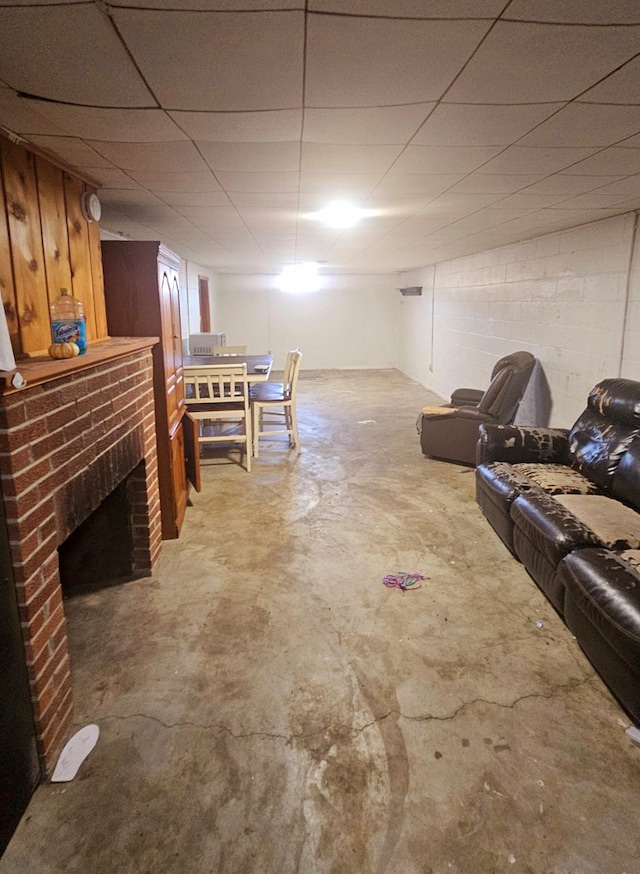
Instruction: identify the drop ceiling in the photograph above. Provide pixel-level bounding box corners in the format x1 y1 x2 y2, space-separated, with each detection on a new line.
1 0 640 274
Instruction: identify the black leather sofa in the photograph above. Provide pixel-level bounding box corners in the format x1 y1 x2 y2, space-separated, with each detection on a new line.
475 378 640 723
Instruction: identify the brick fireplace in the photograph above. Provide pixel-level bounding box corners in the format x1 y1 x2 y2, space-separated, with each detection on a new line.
0 339 162 775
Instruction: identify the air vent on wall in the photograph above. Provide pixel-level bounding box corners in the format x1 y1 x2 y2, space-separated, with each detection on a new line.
398 286 422 296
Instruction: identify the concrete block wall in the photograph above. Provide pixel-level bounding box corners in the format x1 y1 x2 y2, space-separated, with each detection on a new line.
399 212 640 427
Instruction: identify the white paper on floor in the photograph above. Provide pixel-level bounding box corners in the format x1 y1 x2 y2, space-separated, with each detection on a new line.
51 724 100 782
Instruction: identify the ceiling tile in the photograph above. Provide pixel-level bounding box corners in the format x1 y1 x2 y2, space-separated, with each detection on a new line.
113 9 304 110
127 170 222 192
305 16 491 106
89 168 144 189
309 0 505 14
230 192 299 210
446 22 640 103
298 174 380 197
24 102 188 143
198 141 300 173
562 147 640 176
373 174 464 195
156 191 233 208
0 5 153 106
413 103 562 146
114 0 303 7
449 174 545 194
518 104 640 148
88 141 208 173
0 89 68 137
25 135 114 169
520 174 626 195
301 143 402 175
392 145 503 174
505 0 640 24
480 146 599 174
215 172 299 193
303 104 434 145
168 109 302 142
580 55 640 104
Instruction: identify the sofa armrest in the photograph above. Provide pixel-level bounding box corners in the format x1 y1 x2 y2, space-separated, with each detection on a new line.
476 424 570 465
450 387 483 406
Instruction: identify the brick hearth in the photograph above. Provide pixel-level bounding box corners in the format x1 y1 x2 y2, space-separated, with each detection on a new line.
0 340 162 774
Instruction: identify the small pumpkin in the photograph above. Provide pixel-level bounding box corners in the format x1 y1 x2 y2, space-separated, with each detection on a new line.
48 342 80 359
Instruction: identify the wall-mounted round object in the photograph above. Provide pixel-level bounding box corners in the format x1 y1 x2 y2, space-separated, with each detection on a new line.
81 192 101 223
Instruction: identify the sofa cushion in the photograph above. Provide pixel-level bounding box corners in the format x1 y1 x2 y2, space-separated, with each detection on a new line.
511 491 603 566
559 548 640 673
511 462 600 496
554 494 640 551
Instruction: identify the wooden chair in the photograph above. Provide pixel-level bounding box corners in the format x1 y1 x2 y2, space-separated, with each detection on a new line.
184 364 252 471
250 349 302 458
212 345 247 356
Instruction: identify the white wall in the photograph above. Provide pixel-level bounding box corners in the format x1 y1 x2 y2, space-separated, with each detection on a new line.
399 212 640 427
215 273 400 370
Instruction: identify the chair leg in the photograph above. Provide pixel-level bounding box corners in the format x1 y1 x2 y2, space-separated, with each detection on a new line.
289 400 300 450
253 402 261 458
245 408 252 472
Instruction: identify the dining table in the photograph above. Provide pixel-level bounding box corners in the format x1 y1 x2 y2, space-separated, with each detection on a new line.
182 353 273 383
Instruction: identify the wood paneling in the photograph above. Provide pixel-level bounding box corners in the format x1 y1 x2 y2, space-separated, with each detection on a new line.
36 158 72 304
64 173 97 341
0 133 108 360
0 189 18 351
1 139 50 355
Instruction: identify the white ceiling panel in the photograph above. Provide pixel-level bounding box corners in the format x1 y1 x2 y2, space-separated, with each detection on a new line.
158 191 233 208
446 22 640 104
169 110 303 143
373 174 464 196
89 141 209 174
301 143 402 175
215 172 299 193
26 135 114 170
579 55 640 104
305 16 491 107
309 0 506 14
413 104 562 147
0 88 68 137
392 146 504 175
127 170 222 193
25 103 188 143
303 105 434 145
298 174 380 198
198 141 300 173
518 104 640 148
449 174 545 194
114 0 303 7
506 1 640 24
562 148 640 176
520 174 626 195
112 9 304 111
480 146 600 175
0 5 153 106
2 2 640 273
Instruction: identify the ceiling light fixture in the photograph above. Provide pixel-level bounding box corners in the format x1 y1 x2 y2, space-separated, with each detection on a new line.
276 262 321 294
315 200 372 229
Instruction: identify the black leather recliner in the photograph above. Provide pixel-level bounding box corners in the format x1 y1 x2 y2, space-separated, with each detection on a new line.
417 351 536 465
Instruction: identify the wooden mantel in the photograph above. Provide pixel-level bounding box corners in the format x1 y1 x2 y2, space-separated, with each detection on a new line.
0 337 159 394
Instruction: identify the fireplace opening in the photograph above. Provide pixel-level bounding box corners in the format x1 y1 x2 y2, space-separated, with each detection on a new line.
58 478 135 596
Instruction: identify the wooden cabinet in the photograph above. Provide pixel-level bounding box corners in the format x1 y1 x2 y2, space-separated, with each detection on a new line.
101 241 199 539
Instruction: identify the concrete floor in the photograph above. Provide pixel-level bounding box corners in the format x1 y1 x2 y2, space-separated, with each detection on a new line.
2 369 640 874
